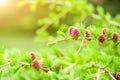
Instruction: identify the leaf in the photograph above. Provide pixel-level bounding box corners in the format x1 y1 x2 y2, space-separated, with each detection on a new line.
63 63 77 73
96 6 104 18
104 57 113 68
36 29 49 37
105 12 111 21
113 41 120 48
47 42 56 47
13 66 21 74
57 31 66 37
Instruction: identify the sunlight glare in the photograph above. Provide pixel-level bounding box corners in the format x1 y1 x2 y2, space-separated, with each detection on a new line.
0 0 8 6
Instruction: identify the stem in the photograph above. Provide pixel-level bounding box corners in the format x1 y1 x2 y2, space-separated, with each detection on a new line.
40 67 51 72
91 63 116 80
87 72 104 78
76 37 85 55
96 68 100 80
54 37 92 44
53 36 119 45
91 14 120 27
0 61 12 68
108 72 116 80
54 37 72 43
63 63 77 73
17 61 52 72
74 77 80 80
17 61 30 66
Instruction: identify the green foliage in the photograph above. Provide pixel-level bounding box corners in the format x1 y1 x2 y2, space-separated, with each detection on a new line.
0 29 120 79
0 0 120 80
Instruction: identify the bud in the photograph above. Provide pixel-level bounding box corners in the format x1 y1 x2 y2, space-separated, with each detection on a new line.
30 52 36 60
85 30 91 37
31 59 42 70
68 26 74 35
111 71 120 80
68 26 80 36
98 34 106 43
112 32 119 42
72 28 80 36
102 28 108 34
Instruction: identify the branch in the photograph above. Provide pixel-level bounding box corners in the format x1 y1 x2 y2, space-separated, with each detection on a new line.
41 9 69 31
0 61 12 68
54 37 72 43
63 63 77 73
96 68 100 80
76 37 85 55
91 14 120 27
17 61 52 72
91 63 116 80
17 61 30 66
40 67 51 72
53 37 92 44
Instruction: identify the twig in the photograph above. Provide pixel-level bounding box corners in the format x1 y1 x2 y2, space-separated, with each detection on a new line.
76 37 85 55
91 63 116 80
17 61 51 72
53 37 92 44
108 71 116 80
107 19 120 27
17 61 30 66
0 61 12 68
96 68 100 80
54 37 72 43
63 63 77 73
91 14 120 27
87 71 104 78
103 57 113 68
74 77 80 80
40 67 51 72
40 9 69 31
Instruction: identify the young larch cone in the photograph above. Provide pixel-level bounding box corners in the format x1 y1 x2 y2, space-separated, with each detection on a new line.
112 32 119 42
68 26 80 36
30 52 36 60
98 34 106 43
86 30 91 37
102 28 108 34
31 59 42 70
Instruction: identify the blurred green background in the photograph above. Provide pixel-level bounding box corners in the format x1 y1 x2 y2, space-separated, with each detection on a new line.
0 0 120 50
